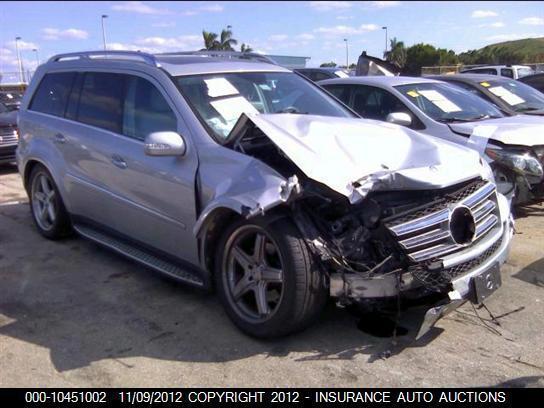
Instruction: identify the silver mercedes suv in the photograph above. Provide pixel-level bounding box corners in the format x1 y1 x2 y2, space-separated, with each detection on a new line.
17 51 513 339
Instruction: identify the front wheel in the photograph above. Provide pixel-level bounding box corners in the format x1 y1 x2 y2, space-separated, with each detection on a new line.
215 217 327 338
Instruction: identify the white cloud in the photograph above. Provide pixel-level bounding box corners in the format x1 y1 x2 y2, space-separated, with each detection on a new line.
336 15 353 20
42 28 89 40
309 1 352 12
5 39 38 50
106 34 201 54
152 22 176 28
519 17 544 26
371 1 400 8
199 4 224 12
296 33 315 41
315 24 380 36
471 10 498 18
269 34 289 42
112 1 170 15
479 21 505 28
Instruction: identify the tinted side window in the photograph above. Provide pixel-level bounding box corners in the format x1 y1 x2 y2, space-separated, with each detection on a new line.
312 72 333 81
501 68 514 78
323 85 351 105
351 85 408 121
29 72 76 117
77 72 124 133
123 76 177 140
522 76 544 93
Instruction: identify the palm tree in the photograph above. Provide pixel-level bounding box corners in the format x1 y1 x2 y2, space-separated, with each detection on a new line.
240 43 253 53
384 37 407 69
218 28 238 51
201 30 219 50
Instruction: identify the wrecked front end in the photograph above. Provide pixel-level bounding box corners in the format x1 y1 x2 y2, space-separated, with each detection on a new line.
200 113 514 339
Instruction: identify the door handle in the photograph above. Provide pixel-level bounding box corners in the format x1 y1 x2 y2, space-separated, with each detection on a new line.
111 154 127 169
54 133 67 144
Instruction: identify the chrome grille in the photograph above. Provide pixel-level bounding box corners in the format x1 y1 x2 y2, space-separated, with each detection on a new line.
0 127 17 145
387 181 499 263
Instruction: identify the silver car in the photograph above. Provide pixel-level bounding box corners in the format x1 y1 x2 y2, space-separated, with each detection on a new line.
319 76 544 205
17 51 513 339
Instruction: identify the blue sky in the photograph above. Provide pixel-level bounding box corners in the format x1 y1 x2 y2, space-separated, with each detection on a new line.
1 1 543 74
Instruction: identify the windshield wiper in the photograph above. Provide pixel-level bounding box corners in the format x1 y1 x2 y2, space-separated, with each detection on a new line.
439 114 496 123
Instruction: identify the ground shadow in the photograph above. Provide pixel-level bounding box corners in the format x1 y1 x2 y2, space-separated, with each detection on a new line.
513 202 544 219
0 163 18 176
492 375 544 388
0 201 443 372
513 257 544 288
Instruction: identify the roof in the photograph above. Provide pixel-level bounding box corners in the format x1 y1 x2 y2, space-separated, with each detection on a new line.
156 55 290 76
318 75 443 87
428 74 505 83
45 50 290 76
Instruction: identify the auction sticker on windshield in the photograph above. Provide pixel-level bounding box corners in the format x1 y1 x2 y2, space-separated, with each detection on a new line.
487 86 525 106
418 89 462 113
205 78 239 98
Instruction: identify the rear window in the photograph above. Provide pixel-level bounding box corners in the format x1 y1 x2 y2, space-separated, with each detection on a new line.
29 72 76 117
77 72 125 134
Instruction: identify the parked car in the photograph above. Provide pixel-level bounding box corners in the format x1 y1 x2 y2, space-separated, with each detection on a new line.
0 101 18 165
429 74 544 116
0 91 24 111
459 65 534 79
519 72 544 94
294 67 349 82
17 51 513 339
319 76 544 205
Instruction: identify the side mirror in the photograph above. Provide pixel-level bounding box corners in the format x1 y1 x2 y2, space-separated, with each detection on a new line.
144 131 186 157
386 112 412 127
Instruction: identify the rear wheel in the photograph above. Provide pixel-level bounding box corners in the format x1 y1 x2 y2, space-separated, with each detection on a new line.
29 165 72 239
215 217 327 338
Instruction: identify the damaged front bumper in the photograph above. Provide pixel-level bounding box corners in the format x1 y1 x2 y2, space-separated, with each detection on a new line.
330 193 514 339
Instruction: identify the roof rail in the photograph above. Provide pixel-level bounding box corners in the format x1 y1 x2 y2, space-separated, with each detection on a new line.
158 50 278 65
48 50 160 67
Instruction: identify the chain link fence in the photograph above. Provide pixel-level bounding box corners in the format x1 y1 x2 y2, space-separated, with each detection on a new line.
0 70 35 88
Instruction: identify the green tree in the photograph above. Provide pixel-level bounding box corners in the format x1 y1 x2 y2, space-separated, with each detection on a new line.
201 30 219 50
240 43 253 53
384 37 407 69
403 43 440 75
320 61 337 67
218 28 238 51
201 27 238 51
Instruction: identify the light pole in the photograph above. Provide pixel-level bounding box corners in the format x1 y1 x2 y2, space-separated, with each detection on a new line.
101 14 108 51
15 36 25 83
32 48 40 68
344 38 349 69
382 26 388 57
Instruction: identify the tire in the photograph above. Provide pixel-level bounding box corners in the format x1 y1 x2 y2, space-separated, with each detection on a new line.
28 164 72 239
215 216 328 338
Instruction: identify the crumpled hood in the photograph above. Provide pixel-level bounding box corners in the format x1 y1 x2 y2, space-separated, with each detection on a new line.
237 114 486 202
448 116 544 147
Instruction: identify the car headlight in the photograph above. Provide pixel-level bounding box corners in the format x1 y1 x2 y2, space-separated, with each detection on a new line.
485 146 544 178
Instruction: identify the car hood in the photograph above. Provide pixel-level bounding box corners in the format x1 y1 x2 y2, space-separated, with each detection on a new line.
0 110 17 127
233 114 486 203
448 116 544 147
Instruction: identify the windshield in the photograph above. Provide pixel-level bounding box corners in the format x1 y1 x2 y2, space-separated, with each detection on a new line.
395 82 504 123
175 71 353 140
477 79 544 112
0 102 7 113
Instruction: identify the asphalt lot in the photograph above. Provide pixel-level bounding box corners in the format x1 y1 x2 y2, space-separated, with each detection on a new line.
1 163 544 387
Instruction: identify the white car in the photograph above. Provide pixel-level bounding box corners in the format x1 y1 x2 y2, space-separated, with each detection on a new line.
459 65 535 80
319 76 544 204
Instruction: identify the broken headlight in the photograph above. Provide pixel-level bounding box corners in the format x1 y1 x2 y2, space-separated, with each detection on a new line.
485 146 544 178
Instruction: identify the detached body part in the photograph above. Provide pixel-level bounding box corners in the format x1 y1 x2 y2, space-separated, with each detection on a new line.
17 51 513 339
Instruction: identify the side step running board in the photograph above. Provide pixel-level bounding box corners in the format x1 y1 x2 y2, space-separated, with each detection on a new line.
74 224 204 287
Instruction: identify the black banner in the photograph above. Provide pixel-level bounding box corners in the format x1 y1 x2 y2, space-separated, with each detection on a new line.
0 388 542 407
